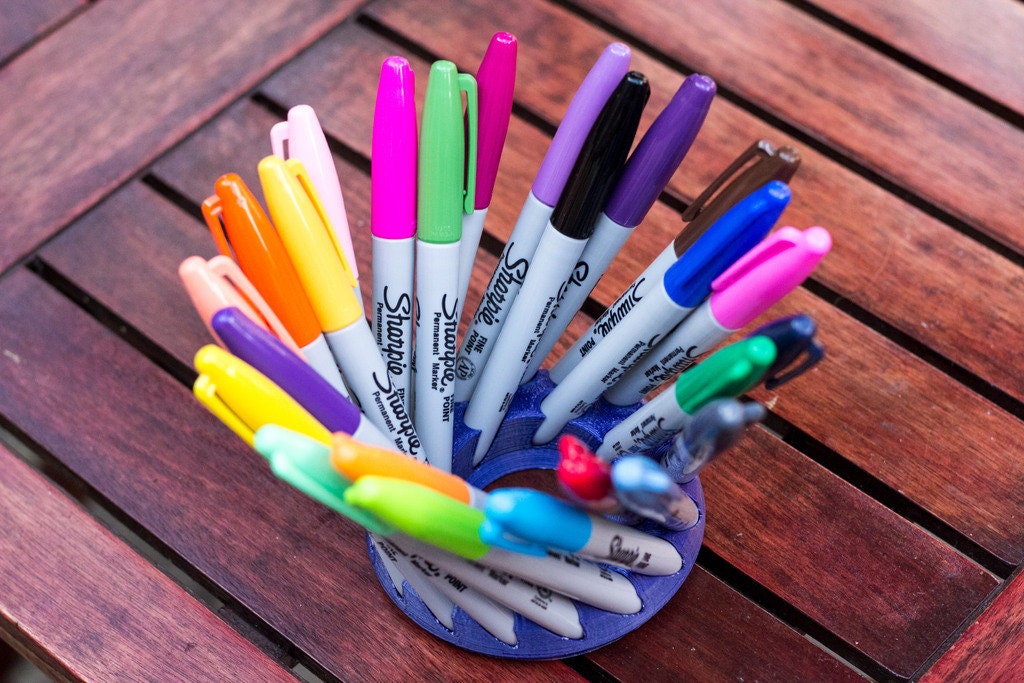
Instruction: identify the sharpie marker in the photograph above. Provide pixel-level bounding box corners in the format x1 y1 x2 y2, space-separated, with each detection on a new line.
661 399 766 483
455 43 631 403
388 535 583 640
606 226 833 405
415 61 477 471
201 175 348 396
534 182 790 445
524 73 717 381
458 33 517 321
464 72 649 463
371 57 417 408
554 142 800 379
344 476 642 613
179 255 300 354
259 155 422 460
192 345 330 447
331 433 487 509
597 337 775 459
610 456 700 531
482 488 681 575
271 104 361 306
212 308 394 450
556 435 617 513
748 314 824 390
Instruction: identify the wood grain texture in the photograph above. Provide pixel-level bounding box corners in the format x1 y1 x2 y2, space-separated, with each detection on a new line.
0 0 360 272
922 570 1024 681
0 444 295 683
0 0 83 63
362 0 1024 407
0 268 576 682
572 0 1024 256
809 0 1024 115
253 21 1024 563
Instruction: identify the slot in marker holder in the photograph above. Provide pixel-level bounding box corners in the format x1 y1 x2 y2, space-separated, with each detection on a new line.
366 370 705 659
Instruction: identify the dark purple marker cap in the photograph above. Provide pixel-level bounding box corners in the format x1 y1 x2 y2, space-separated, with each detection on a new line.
532 43 631 207
212 307 361 434
604 74 716 227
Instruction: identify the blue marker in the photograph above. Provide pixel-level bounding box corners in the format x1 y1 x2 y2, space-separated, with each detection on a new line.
611 456 700 531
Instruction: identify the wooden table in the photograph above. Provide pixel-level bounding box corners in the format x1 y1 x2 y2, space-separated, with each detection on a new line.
1 0 1021 680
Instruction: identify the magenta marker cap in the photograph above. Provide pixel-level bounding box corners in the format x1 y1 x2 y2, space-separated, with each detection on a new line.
604 74 716 227
709 226 832 329
371 56 417 239
474 32 517 210
532 43 631 207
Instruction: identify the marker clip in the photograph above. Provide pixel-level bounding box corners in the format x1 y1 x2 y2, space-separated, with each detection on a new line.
285 158 358 290
200 194 234 259
459 72 479 215
747 314 826 390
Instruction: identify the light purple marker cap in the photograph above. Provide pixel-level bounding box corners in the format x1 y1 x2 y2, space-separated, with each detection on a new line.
604 73 716 227
531 42 631 206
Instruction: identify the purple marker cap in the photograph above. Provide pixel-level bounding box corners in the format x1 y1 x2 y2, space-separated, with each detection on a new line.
531 42 631 206
212 307 361 434
474 32 517 209
605 73 716 227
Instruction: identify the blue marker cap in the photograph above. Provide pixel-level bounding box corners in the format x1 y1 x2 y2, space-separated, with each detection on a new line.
481 488 591 556
662 181 791 308
747 314 825 389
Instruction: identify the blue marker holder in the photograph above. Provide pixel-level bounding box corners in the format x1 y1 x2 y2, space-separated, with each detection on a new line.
365 370 706 659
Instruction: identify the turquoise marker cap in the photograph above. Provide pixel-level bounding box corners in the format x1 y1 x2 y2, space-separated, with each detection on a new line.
674 336 777 414
481 488 591 556
253 425 394 535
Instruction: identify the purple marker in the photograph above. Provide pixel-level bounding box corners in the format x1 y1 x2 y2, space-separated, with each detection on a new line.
524 74 717 381
212 307 396 450
454 42 631 403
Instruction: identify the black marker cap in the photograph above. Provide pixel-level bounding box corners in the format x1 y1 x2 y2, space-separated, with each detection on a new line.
551 71 650 239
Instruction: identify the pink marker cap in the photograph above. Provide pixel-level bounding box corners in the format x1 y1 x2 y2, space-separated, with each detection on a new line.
371 56 417 239
474 32 517 210
709 226 832 330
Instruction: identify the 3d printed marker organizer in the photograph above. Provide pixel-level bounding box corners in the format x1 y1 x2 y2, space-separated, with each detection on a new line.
364 372 705 659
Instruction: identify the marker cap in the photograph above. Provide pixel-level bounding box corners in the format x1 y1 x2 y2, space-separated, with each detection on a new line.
556 435 612 502
672 337 777 414
418 61 478 243
474 32 517 209
605 73 716 227
550 71 649 240
662 180 791 308
533 43 631 206
710 226 833 329
481 489 590 556
344 476 491 560
372 57 417 240
747 314 825 389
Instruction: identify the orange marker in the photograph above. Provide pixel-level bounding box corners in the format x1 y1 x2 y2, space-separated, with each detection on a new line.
331 433 486 509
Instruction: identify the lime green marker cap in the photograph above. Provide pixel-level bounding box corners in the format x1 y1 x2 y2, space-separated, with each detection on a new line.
344 475 490 560
417 60 478 243
253 425 395 535
674 336 777 414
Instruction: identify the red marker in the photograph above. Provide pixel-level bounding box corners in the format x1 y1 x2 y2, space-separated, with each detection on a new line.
556 435 618 513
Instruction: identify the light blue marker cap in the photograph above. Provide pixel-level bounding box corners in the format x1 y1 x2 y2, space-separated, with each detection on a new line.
481 488 592 556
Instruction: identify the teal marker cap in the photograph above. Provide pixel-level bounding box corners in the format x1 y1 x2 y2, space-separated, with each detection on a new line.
418 60 478 243
673 336 777 414
253 425 395 535
344 475 490 560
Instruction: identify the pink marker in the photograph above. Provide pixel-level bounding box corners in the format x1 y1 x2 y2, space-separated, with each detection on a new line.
457 33 517 320
605 226 833 404
369 57 417 407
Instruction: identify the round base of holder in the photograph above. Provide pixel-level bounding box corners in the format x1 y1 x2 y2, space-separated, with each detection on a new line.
366 371 705 659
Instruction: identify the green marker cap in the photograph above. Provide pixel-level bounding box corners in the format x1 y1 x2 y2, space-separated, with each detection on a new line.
344 475 490 560
674 336 777 414
253 425 395 535
417 60 478 243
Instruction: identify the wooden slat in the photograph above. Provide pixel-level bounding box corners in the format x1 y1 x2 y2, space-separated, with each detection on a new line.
361 0 1024 408
809 0 1024 115
0 444 294 682
571 0 1024 256
0 0 362 272
0 267 576 682
922 570 1024 681
0 0 83 63
254 22 1024 564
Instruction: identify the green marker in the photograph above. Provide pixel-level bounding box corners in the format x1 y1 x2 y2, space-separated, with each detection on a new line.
596 336 776 459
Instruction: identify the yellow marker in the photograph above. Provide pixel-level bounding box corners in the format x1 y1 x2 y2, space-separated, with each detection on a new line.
192 344 330 447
